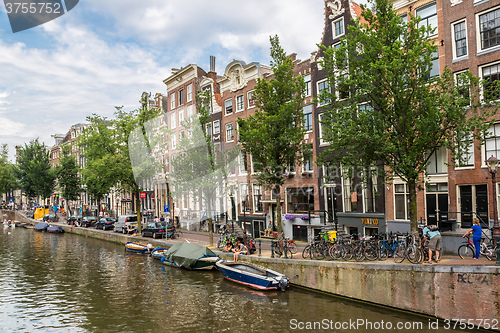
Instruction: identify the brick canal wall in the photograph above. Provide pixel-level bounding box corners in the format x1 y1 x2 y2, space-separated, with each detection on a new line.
6 210 499 329
228 256 500 330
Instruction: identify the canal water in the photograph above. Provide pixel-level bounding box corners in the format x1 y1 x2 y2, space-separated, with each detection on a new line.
0 226 486 333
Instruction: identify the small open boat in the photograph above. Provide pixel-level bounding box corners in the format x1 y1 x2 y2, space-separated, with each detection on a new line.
34 222 49 231
161 242 219 270
216 260 289 291
47 225 64 233
125 242 152 253
151 247 167 260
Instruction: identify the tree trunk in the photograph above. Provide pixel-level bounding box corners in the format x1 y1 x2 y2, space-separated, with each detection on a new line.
275 185 283 239
408 178 418 234
135 190 142 234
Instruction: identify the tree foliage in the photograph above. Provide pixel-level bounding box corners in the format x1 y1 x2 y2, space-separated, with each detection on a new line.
15 138 56 203
0 144 17 200
238 35 306 236
56 144 81 202
319 0 499 232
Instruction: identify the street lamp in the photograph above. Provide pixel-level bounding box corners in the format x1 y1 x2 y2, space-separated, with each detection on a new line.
486 155 500 265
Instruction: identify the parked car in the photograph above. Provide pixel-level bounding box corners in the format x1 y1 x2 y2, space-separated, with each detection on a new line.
95 217 116 230
141 222 171 239
114 214 139 233
81 216 98 228
67 215 82 225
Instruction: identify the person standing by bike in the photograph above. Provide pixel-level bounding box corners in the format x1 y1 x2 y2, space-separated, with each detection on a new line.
423 224 441 264
462 217 482 260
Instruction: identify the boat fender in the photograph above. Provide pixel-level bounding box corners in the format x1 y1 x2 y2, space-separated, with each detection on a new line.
161 256 166 262
279 277 289 292
147 244 153 252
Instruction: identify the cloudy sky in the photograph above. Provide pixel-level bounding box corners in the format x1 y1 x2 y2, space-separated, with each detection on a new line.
0 0 344 160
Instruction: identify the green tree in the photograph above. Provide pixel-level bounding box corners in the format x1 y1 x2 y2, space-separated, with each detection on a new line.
0 144 17 202
56 144 81 215
319 0 498 232
15 139 56 205
237 35 307 237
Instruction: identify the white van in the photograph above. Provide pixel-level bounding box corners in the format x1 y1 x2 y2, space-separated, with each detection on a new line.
114 215 138 233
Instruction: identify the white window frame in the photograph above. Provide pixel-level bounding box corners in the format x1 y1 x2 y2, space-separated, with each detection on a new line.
225 98 233 115
454 131 475 169
394 182 409 220
476 5 500 53
454 70 471 106
171 133 177 150
416 2 438 38
252 184 263 214
178 110 184 125
480 60 500 101
303 104 313 132
170 93 175 110
187 105 193 118
316 79 330 106
247 90 256 108
225 123 234 142
452 19 468 60
236 94 244 112
213 120 220 135
304 74 311 97
179 88 184 106
170 112 176 129
186 84 193 102
318 113 329 146
332 17 345 39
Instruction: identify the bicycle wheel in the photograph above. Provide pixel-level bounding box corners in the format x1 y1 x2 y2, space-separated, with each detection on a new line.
329 244 343 260
175 230 183 239
364 244 379 261
342 244 354 261
354 245 365 262
302 245 311 259
216 239 224 250
394 243 406 263
378 243 388 261
273 242 283 257
287 241 298 254
458 244 474 259
312 244 325 260
406 245 423 264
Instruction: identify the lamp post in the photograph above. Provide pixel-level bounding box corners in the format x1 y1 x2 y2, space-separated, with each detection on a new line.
486 155 500 265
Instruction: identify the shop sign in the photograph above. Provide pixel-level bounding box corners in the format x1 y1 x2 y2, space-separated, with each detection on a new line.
361 218 379 225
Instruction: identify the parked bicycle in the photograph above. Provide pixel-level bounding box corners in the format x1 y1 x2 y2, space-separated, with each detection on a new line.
458 235 497 260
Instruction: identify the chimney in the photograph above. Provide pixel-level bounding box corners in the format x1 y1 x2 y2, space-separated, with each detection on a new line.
210 55 216 72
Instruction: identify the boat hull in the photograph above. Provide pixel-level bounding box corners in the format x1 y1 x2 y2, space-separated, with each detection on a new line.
215 261 289 291
125 242 150 253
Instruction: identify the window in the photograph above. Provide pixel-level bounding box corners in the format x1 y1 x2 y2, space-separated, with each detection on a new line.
252 184 263 213
236 95 244 112
225 123 234 142
303 154 313 172
318 113 328 145
213 120 220 134
170 93 175 110
170 113 176 129
422 51 440 81
332 18 344 38
171 133 176 150
317 79 330 106
482 62 500 101
479 7 500 50
178 110 184 125
225 99 233 115
453 20 467 58
179 89 184 106
303 104 313 131
395 184 409 220
416 2 437 37
455 131 474 167
248 90 256 108
426 146 447 174
187 84 193 102
398 14 408 42
485 123 500 160
286 187 314 213
240 184 250 212
342 169 358 212
206 123 212 137
304 74 311 96
363 167 378 213
455 71 471 106
337 73 350 100
239 151 248 173
187 105 193 118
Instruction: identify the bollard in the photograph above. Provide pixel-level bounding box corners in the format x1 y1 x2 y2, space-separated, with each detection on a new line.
271 241 274 258
496 236 500 266
258 239 262 257
283 239 288 259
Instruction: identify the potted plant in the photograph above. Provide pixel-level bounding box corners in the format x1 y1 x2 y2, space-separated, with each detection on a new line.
284 214 295 221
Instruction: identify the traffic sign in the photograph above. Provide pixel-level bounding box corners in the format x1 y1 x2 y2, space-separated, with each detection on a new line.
164 205 169 213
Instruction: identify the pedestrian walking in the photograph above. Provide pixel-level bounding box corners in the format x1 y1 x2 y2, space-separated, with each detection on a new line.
462 217 482 260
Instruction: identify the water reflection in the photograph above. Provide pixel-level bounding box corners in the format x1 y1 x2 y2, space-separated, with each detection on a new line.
0 227 486 332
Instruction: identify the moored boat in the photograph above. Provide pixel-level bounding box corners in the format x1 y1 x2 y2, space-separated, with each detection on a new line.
215 260 289 291
125 242 152 253
47 225 64 233
161 242 219 270
151 247 168 260
34 222 49 231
